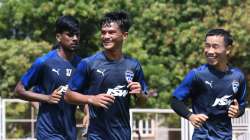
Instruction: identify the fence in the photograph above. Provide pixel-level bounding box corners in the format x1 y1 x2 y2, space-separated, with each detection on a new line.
1 99 36 140
130 108 181 140
1 99 250 140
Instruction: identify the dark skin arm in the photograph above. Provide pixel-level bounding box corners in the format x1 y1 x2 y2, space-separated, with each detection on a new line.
30 101 39 110
65 90 115 109
15 81 62 104
127 81 148 107
82 105 89 128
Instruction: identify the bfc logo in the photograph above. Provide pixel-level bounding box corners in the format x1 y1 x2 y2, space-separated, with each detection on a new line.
125 70 134 83
107 85 128 97
212 95 232 107
232 80 239 94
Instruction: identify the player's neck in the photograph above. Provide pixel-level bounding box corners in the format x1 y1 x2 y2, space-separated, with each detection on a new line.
214 63 229 72
103 49 123 61
57 48 75 61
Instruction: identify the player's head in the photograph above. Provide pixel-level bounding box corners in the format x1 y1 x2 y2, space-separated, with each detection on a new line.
55 15 80 52
100 10 132 51
205 29 233 47
204 29 233 70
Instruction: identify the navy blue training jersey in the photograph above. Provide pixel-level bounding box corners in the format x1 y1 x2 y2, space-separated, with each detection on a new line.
21 50 81 140
69 51 147 140
173 64 247 140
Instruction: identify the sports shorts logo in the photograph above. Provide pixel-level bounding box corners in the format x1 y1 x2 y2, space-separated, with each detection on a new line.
107 85 128 97
212 95 232 107
125 70 134 83
232 80 239 94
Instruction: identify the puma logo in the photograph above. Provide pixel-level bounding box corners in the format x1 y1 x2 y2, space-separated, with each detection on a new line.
52 68 60 75
205 80 213 88
97 69 105 76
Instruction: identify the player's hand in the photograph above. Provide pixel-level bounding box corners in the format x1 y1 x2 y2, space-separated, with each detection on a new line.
88 94 115 109
127 81 142 97
82 115 89 128
228 99 240 118
188 114 208 128
47 87 63 104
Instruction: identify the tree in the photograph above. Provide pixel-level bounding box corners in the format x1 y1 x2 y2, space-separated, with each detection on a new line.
0 39 51 98
0 0 249 108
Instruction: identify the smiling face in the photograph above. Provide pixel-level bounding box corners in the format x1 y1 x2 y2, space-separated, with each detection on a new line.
101 22 128 51
204 35 230 70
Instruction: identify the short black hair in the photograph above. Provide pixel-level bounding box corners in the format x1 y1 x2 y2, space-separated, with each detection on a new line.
205 29 233 47
55 15 80 34
100 10 132 32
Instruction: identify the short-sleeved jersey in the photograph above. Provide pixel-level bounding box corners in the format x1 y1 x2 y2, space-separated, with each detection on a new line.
69 51 147 140
21 50 81 140
173 64 247 139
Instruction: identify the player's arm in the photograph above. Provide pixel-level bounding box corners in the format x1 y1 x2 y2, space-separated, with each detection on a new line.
171 97 208 128
171 70 208 128
15 81 62 104
15 57 62 104
65 90 115 109
82 104 89 128
170 97 192 119
130 63 148 107
127 81 148 106
30 101 39 110
65 59 115 108
171 70 196 118
228 74 247 118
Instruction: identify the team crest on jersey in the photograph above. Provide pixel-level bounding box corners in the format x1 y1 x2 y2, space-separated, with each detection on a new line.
232 80 239 93
125 70 134 83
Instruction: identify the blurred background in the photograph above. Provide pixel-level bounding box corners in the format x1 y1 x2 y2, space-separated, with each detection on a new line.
0 0 250 139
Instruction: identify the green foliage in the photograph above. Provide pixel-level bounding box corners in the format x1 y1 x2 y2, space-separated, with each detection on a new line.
0 39 51 98
1 1 250 138
0 0 250 108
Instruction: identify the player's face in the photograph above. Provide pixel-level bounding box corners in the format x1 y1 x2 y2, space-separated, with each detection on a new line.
204 35 230 69
101 22 128 51
57 31 80 52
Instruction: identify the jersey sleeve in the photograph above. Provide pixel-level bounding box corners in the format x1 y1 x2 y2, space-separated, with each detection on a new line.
21 58 44 90
134 62 148 95
68 60 88 93
172 69 196 100
237 73 248 116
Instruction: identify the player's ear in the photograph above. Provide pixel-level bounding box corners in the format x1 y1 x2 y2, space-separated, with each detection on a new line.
122 32 128 40
56 33 62 42
226 45 232 55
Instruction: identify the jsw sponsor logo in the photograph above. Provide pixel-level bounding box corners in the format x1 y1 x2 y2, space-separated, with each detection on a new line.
212 95 232 107
58 85 68 94
107 85 128 97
